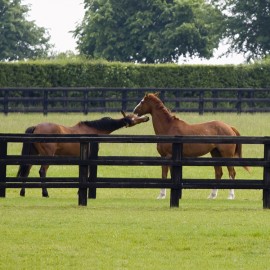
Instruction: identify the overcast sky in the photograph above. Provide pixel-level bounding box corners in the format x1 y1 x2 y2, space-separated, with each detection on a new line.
22 0 84 53
22 0 245 64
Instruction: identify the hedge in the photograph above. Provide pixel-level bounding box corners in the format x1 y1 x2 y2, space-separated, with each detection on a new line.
0 59 270 88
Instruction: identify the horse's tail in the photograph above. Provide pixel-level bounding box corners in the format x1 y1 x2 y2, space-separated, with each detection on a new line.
231 126 251 173
16 126 38 177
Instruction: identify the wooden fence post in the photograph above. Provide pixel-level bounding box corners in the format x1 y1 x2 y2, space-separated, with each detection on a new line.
121 91 127 112
0 141 7 197
83 90 88 115
263 143 270 209
88 141 98 199
237 90 242 114
43 89 48 115
212 90 218 111
199 90 204 115
4 90 8 115
78 142 90 206
170 141 183 208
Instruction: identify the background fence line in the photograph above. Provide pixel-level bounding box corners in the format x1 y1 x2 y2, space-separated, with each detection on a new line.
0 134 269 208
1 87 270 114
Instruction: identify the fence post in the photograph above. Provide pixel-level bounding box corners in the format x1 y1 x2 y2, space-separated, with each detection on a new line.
64 90 68 113
160 90 165 102
78 142 90 206
4 90 8 115
88 141 99 199
170 140 183 208
0 141 7 197
263 143 270 209
199 90 204 115
249 89 255 113
237 90 242 114
121 91 127 112
43 90 48 115
83 90 88 115
212 90 218 112
175 90 180 110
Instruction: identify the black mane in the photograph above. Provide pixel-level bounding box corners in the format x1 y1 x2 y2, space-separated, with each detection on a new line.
81 117 128 131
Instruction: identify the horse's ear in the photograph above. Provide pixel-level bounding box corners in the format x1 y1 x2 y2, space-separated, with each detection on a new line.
121 110 126 117
154 92 160 97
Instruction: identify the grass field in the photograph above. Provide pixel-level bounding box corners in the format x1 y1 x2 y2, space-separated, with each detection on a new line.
0 112 269 270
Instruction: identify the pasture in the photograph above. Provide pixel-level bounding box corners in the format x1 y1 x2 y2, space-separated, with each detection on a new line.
0 112 269 270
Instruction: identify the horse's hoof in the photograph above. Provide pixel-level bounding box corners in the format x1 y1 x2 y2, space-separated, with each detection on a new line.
20 191 25 197
157 194 166 199
42 194 49 198
227 194 235 200
208 193 217 199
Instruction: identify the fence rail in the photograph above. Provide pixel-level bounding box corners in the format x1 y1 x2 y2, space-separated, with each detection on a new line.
1 87 270 114
0 134 269 208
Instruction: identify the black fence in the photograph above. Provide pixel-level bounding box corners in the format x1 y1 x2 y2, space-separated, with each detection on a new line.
0 134 269 208
0 88 270 115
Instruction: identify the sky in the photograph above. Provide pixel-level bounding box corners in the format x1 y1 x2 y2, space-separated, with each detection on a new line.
22 0 85 53
22 0 245 65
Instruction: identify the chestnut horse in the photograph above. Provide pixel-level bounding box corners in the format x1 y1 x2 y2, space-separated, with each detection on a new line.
17 112 149 197
133 93 250 200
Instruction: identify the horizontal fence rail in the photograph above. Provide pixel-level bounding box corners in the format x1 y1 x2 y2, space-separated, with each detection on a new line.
0 134 269 208
0 87 270 115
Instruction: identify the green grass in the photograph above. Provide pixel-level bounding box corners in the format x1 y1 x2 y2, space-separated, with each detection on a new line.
0 195 269 270
0 113 270 270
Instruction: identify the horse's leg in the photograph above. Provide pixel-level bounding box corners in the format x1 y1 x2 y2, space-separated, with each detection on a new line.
157 165 169 199
18 165 33 197
208 166 223 199
208 149 223 199
17 136 38 197
39 165 49 197
35 142 56 197
227 166 236 200
20 188 25 197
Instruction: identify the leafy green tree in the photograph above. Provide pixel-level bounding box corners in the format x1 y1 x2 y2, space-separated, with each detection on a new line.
0 0 52 61
213 0 270 61
74 0 223 63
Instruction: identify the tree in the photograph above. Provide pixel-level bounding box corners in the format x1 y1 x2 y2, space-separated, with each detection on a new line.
0 0 52 61
212 0 270 61
74 0 223 63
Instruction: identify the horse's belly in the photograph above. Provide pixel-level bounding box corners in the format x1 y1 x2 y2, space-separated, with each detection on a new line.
157 142 215 157
183 143 215 157
55 143 80 156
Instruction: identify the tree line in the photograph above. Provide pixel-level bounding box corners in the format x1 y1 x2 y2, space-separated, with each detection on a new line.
1 0 270 63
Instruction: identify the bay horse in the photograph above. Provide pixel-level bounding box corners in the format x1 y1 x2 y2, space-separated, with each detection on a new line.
17 111 149 197
133 93 250 200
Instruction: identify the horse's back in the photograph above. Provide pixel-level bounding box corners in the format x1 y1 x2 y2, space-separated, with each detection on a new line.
203 120 236 136
175 120 236 136
34 122 70 134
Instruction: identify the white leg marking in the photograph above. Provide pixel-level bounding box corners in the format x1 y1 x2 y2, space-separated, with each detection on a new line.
228 176 235 200
157 188 166 199
228 189 235 200
208 189 218 199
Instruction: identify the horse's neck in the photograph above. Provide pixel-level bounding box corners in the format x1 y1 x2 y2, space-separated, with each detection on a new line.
74 119 125 134
151 106 174 135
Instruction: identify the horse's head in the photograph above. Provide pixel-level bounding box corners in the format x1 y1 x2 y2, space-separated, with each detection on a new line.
133 93 159 116
121 111 149 127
